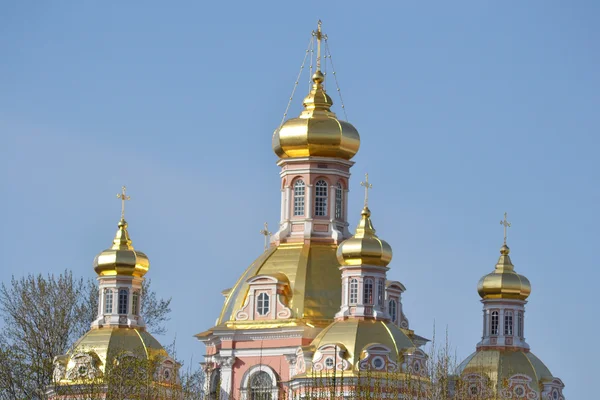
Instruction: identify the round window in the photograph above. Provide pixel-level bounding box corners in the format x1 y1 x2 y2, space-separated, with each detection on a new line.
164 369 171 379
324 357 334 369
372 357 384 369
413 362 420 372
514 386 525 397
78 365 87 376
469 385 479 395
552 390 559 400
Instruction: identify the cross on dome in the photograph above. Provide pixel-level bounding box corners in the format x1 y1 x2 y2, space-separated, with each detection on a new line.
259 222 272 251
360 173 373 208
500 212 511 245
312 20 327 72
116 186 131 220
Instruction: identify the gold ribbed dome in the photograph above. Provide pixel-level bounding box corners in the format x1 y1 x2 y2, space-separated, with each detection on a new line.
93 219 149 278
272 71 360 160
337 207 392 267
477 245 531 301
457 349 553 394
309 319 415 371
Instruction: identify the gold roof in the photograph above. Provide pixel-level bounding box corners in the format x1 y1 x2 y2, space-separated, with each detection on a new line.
59 327 167 379
458 349 553 390
310 319 415 369
477 245 531 301
216 242 342 327
93 219 149 278
337 206 392 267
272 70 360 160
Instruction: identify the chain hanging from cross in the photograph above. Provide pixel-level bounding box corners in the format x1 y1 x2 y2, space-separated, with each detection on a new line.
360 173 373 208
116 186 131 220
500 212 511 245
259 222 272 251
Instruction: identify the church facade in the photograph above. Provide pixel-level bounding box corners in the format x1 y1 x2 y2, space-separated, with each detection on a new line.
196 22 566 400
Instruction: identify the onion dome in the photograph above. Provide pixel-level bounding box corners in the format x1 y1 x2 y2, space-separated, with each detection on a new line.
477 244 531 301
93 218 149 278
272 70 360 160
337 206 392 267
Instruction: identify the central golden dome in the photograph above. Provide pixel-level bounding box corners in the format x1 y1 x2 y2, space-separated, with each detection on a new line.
477 245 531 301
337 206 392 267
272 71 360 160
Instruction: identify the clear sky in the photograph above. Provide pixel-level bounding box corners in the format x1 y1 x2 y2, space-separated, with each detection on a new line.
1 1 598 398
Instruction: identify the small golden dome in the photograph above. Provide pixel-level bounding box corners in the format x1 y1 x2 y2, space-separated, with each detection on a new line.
477 245 531 301
93 219 149 278
337 207 392 267
309 319 415 371
272 71 360 160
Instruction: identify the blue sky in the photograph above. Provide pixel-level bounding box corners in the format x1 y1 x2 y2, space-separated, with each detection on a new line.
1 1 598 397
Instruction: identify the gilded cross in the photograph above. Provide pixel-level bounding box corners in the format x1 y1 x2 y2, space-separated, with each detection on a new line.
312 20 327 71
360 173 373 207
500 212 511 245
259 222 272 251
116 186 130 219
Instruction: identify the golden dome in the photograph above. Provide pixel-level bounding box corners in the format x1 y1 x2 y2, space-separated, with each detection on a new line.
52 327 168 383
309 319 415 370
272 71 360 160
477 245 531 301
93 219 149 278
457 349 553 394
336 207 392 267
214 242 342 327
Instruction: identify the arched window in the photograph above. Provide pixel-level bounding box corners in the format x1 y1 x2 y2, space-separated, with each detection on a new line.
294 179 305 217
104 289 113 314
504 311 513 336
517 311 523 338
250 371 272 400
314 180 328 216
256 293 270 316
293 180 305 216
490 311 499 336
349 278 358 305
377 279 385 306
389 299 397 322
132 291 140 315
335 183 343 219
363 279 374 305
209 369 221 399
118 289 128 315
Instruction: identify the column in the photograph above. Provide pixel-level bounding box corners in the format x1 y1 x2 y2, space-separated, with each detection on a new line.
218 356 236 400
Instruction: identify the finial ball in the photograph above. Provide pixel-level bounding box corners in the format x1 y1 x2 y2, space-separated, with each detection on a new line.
500 244 510 255
312 70 324 84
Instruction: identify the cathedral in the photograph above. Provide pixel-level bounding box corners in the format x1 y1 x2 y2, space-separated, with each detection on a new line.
47 22 565 400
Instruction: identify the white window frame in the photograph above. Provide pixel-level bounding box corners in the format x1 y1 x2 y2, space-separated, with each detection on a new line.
293 180 305 216
256 292 270 316
363 278 374 305
504 310 513 336
334 182 343 219
389 299 397 323
104 289 113 314
517 311 523 338
349 278 358 305
314 180 328 216
118 288 128 315
377 279 384 306
491 311 499 336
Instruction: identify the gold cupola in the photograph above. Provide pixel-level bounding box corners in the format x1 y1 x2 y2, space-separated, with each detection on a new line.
272 22 360 160
93 218 149 277
477 244 531 301
337 206 393 267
